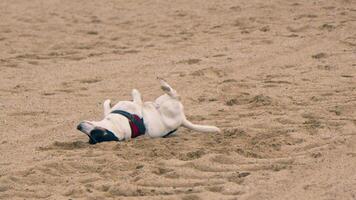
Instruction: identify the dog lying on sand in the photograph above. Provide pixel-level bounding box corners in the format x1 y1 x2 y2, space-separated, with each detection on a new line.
77 79 220 144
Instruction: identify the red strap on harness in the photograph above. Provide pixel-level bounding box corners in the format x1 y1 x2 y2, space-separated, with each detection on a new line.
129 114 144 138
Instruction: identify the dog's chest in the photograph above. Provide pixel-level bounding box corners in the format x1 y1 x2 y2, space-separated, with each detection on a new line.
110 110 146 138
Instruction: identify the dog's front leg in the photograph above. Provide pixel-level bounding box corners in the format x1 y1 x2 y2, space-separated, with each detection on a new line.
132 89 143 106
103 99 111 117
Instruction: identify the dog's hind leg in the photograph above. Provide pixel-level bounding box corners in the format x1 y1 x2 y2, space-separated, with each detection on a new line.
103 99 111 116
158 78 180 100
132 89 143 105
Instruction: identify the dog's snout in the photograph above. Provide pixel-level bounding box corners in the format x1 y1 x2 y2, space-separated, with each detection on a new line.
77 123 83 131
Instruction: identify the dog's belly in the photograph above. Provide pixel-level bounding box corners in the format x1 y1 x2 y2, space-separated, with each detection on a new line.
142 101 182 138
110 101 142 117
141 103 166 137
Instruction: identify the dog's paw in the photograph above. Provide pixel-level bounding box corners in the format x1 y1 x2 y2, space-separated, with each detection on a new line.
132 89 143 104
131 89 140 96
158 78 172 92
103 99 111 116
103 99 111 107
161 85 171 92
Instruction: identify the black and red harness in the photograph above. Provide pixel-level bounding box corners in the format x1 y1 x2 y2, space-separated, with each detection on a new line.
111 110 146 138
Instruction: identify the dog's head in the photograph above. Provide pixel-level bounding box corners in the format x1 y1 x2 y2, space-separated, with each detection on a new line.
77 120 119 144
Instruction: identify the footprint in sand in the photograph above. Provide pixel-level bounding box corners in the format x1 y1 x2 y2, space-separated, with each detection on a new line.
77 77 102 84
312 52 328 59
177 58 201 65
112 49 140 55
319 23 336 32
179 150 206 161
190 67 226 79
53 78 102 94
9 111 50 117
341 36 356 46
286 25 310 33
248 94 273 107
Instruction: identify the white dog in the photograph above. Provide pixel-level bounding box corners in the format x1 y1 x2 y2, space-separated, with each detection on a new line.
77 79 220 144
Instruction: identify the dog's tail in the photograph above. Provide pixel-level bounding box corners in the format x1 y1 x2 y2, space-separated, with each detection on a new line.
158 78 180 100
182 117 221 133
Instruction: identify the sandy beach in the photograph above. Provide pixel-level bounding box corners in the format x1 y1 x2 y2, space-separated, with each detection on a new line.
0 0 355 199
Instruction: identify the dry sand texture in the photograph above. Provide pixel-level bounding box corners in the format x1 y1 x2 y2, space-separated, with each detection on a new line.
0 0 356 199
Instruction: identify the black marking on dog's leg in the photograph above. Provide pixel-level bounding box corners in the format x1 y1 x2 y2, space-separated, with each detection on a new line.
161 85 171 92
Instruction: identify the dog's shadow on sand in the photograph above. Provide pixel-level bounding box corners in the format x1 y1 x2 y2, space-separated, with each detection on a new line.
38 141 90 151
38 134 180 152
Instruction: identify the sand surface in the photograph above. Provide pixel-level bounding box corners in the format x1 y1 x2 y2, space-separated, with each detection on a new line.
0 0 356 199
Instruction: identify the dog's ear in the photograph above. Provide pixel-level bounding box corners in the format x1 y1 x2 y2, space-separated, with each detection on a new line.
89 129 119 144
